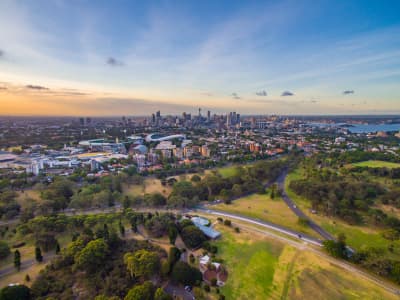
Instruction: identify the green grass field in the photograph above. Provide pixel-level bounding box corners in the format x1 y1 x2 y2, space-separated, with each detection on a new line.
213 225 398 300
217 165 242 178
214 193 318 237
352 160 400 169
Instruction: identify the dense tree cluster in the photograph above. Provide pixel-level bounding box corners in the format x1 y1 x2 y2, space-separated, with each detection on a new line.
289 171 384 224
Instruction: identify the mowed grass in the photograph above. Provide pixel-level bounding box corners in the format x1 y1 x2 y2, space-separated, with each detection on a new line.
213 225 398 300
214 194 318 237
352 160 400 169
214 225 283 300
217 165 241 178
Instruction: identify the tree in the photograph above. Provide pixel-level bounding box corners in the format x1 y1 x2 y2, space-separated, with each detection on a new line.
0 241 10 259
154 287 172 300
168 247 181 267
124 281 154 300
168 224 178 245
75 238 109 273
35 247 43 263
55 242 61 254
124 249 160 279
180 226 207 249
0 284 31 300
119 221 125 237
14 250 21 271
171 261 202 286
191 175 201 183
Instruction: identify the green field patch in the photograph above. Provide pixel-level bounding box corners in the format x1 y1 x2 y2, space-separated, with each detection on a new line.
352 160 400 169
215 227 282 300
214 193 318 237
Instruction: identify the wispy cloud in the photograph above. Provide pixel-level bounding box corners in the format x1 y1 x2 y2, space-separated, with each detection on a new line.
256 90 267 96
281 91 294 96
0 49 4 58
343 90 354 95
231 92 241 99
25 84 49 90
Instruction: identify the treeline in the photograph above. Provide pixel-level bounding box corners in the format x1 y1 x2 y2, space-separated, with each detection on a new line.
324 234 400 285
329 150 400 165
350 165 400 179
289 169 384 224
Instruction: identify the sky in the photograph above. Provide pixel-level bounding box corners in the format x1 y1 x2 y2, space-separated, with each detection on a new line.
0 0 399 116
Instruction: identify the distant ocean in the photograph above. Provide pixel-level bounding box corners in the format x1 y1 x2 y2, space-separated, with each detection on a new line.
308 122 400 133
347 124 400 133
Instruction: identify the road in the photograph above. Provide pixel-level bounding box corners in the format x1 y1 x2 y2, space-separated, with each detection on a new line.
196 208 323 247
276 170 334 240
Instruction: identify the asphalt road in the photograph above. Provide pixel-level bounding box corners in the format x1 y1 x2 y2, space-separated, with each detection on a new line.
196 208 323 247
276 170 334 240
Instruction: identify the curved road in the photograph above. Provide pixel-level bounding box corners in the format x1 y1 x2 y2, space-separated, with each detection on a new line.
196 208 323 247
276 170 334 240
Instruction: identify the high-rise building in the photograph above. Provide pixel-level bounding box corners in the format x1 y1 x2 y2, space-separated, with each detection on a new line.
207 110 211 121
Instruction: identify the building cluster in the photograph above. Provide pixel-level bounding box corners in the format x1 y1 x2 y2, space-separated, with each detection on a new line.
0 113 399 177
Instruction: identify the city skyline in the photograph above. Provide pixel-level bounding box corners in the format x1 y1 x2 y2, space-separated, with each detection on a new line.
0 0 400 116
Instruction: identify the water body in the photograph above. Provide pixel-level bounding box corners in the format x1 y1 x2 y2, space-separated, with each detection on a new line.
347 124 400 133
307 122 400 133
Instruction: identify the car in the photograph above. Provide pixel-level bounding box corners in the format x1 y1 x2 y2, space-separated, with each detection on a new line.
184 285 192 292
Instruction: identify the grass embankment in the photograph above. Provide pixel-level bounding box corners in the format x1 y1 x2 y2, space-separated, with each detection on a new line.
285 169 400 255
213 193 318 238
213 224 398 300
352 160 400 169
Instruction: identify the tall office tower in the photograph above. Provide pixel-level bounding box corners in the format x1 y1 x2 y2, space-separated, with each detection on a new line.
151 113 156 124
207 110 211 121
226 113 231 127
183 112 187 120
232 112 237 125
156 111 161 118
198 108 201 117
79 117 85 126
236 113 241 124
86 117 92 125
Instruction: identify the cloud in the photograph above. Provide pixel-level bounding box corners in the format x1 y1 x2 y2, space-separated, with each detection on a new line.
25 84 49 90
256 90 267 96
231 92 241 99
0 49 3 57
281 91 294 96
106 57 124 66
343 90 354 95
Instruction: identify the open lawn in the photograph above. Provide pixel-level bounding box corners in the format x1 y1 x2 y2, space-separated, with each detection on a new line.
217 165 241 178
122 177 172 197
214 225 398 300
16 189 42 209
352 160 400 169
213 193 318 237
